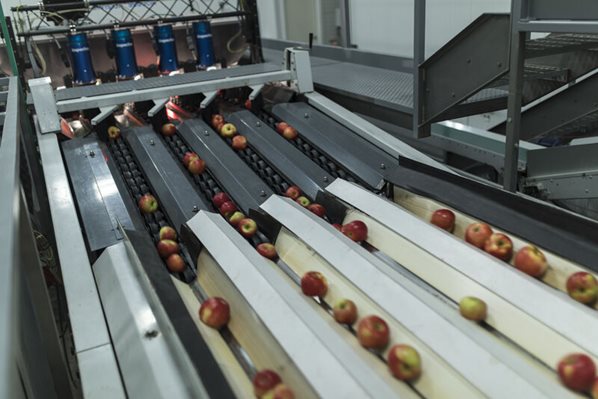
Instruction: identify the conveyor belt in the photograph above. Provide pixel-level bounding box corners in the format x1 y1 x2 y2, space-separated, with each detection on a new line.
386 157 598 270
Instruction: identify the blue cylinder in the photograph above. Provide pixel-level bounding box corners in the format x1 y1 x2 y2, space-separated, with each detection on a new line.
68 33 96 85
154 24 178 74
193 21 215 69
112 28 138 79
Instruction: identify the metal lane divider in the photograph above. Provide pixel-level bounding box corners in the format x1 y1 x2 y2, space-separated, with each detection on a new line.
260 194 568 399
186 211 400 399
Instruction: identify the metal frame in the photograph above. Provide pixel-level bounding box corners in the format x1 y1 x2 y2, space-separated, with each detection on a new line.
0 77 78 398
29 48 313 122
504 0 598 191
36 119 125 397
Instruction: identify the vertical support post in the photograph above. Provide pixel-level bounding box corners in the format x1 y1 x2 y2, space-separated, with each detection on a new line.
0 4 18 75
504 0 525 191
413 0 429 138
339 0 351 48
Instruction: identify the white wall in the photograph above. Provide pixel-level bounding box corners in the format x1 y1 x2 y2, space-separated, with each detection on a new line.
257 0 511 58
349 0 510 58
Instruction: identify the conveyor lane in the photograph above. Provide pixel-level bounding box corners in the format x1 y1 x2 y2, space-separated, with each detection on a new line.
124 126 209 233
177 118 274 213
272 102 395 190
227 110 333 199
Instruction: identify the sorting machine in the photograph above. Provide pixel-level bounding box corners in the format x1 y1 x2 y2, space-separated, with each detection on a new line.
4 42 597 397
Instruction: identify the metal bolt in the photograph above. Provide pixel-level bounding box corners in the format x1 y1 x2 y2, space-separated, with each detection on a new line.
380 163 386 170
497 62 503 68
451 92 456 98
144 329 159 339
323 176 329 182
304 112 310 119
192 205 199 213
466 58 471 64
149 139 155 146
89 151 95 157
256 121 262 127
204 130 209 136
260 190 267 197
586 189 590 194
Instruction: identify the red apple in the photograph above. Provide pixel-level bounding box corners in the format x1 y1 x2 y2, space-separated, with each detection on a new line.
300 271 328 297
341 220 368 242
252 369 281 398
228 211 245 227
187 158 206 175
215 122 224 134
263 384 294 399
387 344 422 382
557 353 596 392
161 123 177 137
211 114 224 128
219 201 238 218
220 123 237 138
281 126 298 140
566 272 598 306
138 194 158 213
459 296 487 322
296 196 310 207
231 135 247 151
166 254 185 273
430 209 455 232
465 222 493 249
333 299 358 325
199 297 230 330
257 243 277 260
183 151 199 167
159 226 177 241
276 122 289 134
484 233 513 262
212 192 231 208
238 218 258 238
357 315 389 350
244 99 252 110
591 377 598 399
514 246 548 278
332 223 342 231
285 186 301 200
107 126 121 140
307 203 326 218
157 239 179 259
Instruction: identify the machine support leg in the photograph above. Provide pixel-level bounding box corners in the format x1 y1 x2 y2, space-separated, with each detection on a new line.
503 30 526 192
413 0 428 138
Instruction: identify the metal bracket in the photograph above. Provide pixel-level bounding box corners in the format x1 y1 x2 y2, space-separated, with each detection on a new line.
285 48 314 93
199 91 218 109
91 105 119 126
29 77 60 134
248 84 264 100
148 98 169 118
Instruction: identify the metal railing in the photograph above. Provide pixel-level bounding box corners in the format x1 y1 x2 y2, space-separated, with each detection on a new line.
0 76 74 398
